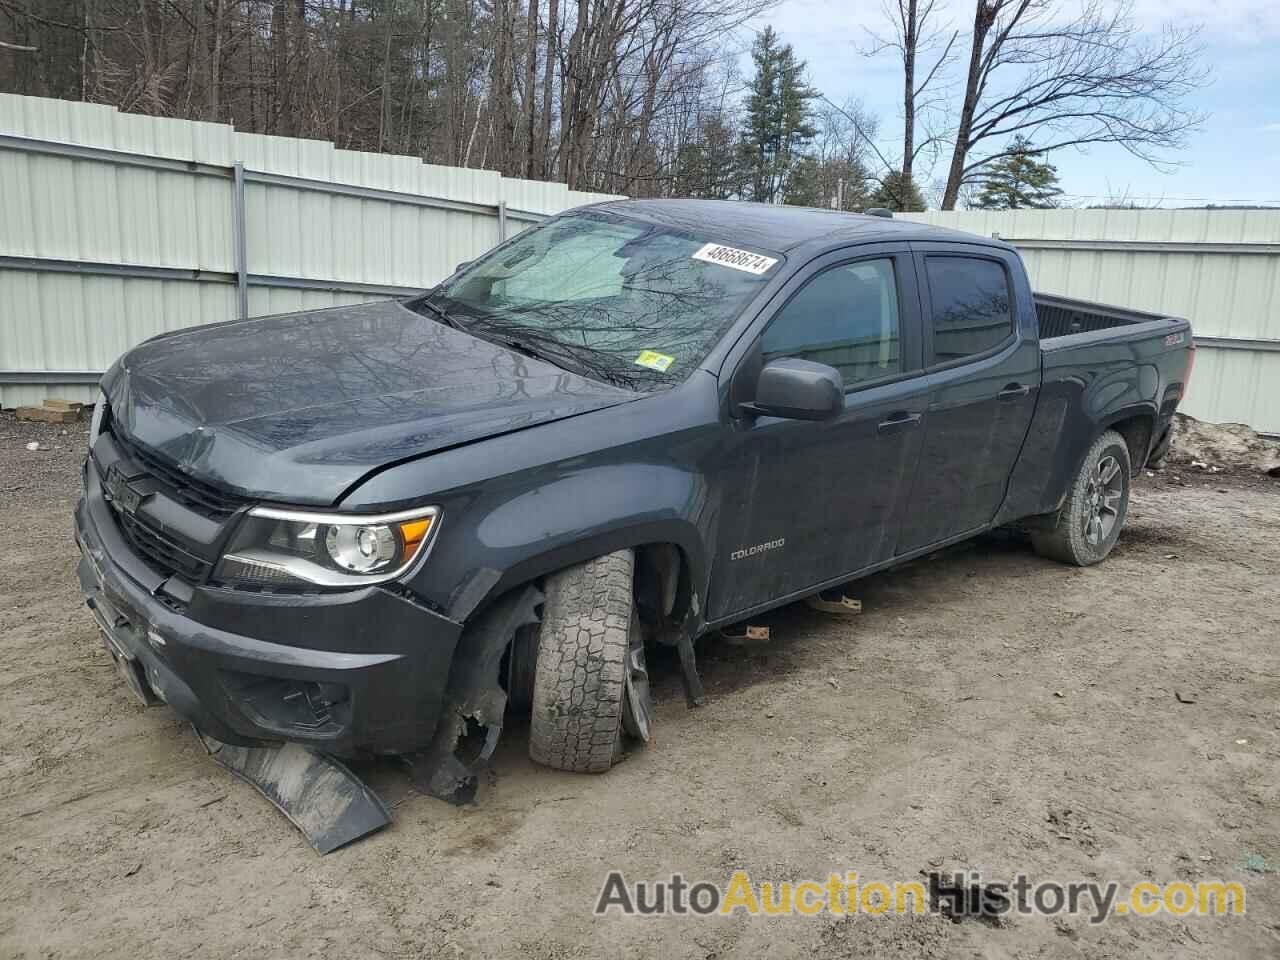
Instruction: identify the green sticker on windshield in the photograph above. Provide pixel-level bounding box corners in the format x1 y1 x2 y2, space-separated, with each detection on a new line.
634 350 674 372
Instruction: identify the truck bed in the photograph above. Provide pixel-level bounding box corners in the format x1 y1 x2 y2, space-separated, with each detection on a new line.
1034 293 1178 341
1000 291 1193 526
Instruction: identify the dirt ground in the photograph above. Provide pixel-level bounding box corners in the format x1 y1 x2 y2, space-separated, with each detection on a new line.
1 411 1277 959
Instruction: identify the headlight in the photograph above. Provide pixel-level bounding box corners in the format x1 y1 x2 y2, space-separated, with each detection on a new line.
215 505 439 588
88 392 108 445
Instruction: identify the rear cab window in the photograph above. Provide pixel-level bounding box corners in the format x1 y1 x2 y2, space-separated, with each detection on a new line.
923 256 1014 364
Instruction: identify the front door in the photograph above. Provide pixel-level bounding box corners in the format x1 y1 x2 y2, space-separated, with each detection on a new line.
896 246 1040 553
708 247 928 621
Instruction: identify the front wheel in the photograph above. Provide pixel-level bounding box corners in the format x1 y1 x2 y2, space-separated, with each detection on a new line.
528 550 653 773
1031 430 1132 566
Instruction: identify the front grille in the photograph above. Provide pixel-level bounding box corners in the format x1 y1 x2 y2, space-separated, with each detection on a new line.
110 425 244 520
117 510 214 582
96 414 237 584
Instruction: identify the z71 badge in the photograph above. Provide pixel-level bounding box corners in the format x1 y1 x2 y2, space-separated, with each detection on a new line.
1165 332 1186 346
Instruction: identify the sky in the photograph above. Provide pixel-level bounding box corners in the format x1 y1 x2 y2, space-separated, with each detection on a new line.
744 0 1280 207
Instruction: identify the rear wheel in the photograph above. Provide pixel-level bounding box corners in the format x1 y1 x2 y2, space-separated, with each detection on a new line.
528 550 653 773
1031 430 1132 566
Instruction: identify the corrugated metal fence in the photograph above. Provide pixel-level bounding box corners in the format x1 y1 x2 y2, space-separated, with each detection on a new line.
2 93 1276 430
901 209 1280 432
0 93 620 407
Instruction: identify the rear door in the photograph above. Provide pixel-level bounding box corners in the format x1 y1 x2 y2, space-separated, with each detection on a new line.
896 244 1040 554
708 244 928 620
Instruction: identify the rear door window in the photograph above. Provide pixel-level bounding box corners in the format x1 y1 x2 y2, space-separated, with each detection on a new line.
924 257 1013 363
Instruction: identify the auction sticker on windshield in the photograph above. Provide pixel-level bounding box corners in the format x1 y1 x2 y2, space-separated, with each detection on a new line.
691 243 778 275
634 350 675 372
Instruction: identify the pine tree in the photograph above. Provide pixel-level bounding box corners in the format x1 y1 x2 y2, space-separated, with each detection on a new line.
738 26 818 203
973 137 1064 209
785 156 872 210
870 170 926 212
675 116 744 200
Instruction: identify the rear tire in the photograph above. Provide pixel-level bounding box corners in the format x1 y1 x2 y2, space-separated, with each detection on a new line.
528 550 646 773
1031 430 1132 566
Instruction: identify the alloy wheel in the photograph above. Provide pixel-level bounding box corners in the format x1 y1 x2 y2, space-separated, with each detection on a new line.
1082 454 1124 546
621 615 653 742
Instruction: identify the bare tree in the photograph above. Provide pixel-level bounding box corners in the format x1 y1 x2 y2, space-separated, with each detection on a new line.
536 0 559 176
0 0 776 197
818 94 931 209
521 0 539 176
940 0 1205 209
864 0 955 188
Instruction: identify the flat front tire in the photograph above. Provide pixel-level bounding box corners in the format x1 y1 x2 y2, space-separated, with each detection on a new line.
1031 429 1132 566
528 549 649 773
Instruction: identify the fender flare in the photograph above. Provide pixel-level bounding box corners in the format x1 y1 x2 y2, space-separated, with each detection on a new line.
436 462 712 626
1045 402 1158 514
447 520 709 626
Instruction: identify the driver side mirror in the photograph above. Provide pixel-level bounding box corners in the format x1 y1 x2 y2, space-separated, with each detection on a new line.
742 358 844 421
454 260 473 274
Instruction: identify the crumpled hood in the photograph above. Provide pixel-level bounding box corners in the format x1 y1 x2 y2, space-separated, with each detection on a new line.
103 300 635 505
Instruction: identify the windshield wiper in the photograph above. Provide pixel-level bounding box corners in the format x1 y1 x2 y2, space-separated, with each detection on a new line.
418 305 659 391
491 333 581 368
492 333 660 390
475 326 623 384
414 296 467 331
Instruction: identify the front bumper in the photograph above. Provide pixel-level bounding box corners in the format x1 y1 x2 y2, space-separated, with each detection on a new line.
74 465 464 755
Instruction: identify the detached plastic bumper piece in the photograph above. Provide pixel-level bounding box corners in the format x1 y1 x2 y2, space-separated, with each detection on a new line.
199 732 391 854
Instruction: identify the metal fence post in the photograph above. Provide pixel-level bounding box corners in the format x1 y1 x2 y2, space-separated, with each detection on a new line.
497 200 508 242
231 161 249 320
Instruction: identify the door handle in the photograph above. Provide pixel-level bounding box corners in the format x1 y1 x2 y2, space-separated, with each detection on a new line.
877 412 922 434
998 383 1031 401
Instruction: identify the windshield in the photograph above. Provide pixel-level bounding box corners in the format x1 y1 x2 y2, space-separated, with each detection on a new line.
418 210 782 389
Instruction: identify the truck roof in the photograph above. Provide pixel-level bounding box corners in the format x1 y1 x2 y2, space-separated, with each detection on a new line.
592 198 1002 258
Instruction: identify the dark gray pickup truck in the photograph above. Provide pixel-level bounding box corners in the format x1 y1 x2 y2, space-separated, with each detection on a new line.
75 200 1193 846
